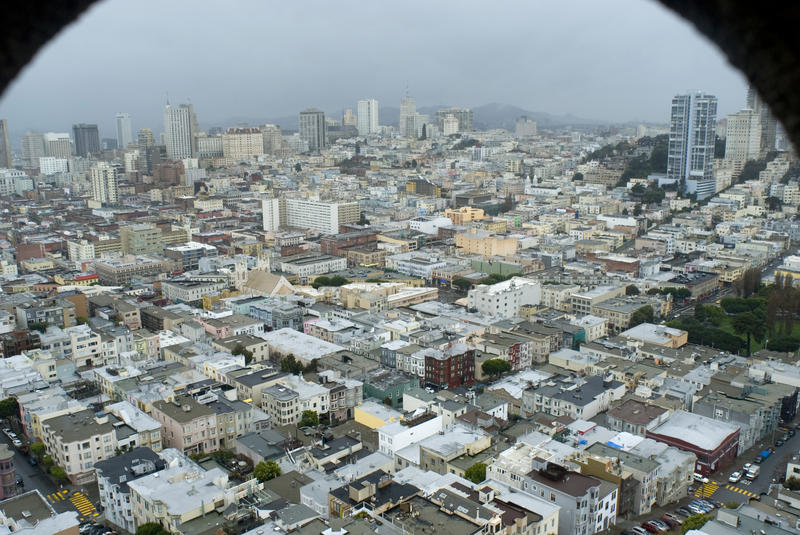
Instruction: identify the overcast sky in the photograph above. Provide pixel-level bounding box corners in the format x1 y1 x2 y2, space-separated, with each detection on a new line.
0 0 749 139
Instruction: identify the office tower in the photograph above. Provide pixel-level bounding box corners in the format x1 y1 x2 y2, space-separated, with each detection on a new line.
72 124 100 157
0 120 10 168
746 85 778 154
435 107 473 132
90 162 118 205
342 109 357 128
115 113 133 149
667 93 717 194
20 131 44 169
298 108 326 152
43 133 72 159
357 99 379 136
399 96 416 137
163 103 197 160
261 124 283 154
137 128 155 174
725 109 761 163
102 138 118 150
515 116 537 137
195 133 223 159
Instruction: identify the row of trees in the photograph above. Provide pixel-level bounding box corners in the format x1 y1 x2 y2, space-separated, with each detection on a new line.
280 355 317 375
311 275 350 289
453 272 521 291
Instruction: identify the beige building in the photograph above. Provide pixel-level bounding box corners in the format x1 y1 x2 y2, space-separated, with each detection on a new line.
40 409 118 484
444 206 487 225
222 127 264 162
455 230 518 256
120 224 163 255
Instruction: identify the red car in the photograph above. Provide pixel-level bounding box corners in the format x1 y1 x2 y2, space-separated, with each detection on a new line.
641 522 663 533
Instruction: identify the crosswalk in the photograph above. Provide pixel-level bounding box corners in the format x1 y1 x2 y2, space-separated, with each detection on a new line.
724 484 759 498
694 481 720 498
47 491 99 521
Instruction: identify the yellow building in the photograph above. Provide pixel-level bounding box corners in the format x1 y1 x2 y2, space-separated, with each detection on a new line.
482 219 508 233
354 400 403 429
444 206 487 224
455 230 518 256
21 258 54 272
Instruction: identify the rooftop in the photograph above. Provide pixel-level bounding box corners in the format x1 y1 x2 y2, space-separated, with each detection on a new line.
648 409 740 451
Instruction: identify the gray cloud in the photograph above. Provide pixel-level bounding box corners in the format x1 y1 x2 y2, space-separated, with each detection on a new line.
0 0 748 138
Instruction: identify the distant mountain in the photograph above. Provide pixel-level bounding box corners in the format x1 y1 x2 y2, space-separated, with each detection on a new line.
205 102 608 134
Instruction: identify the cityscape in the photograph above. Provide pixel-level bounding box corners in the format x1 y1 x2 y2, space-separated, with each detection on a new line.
0 5 798 535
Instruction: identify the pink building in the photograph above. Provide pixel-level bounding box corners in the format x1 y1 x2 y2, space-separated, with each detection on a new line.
150 396 218 455
0 444 16 499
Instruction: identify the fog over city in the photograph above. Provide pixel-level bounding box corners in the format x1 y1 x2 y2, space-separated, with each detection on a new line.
0 0 748 136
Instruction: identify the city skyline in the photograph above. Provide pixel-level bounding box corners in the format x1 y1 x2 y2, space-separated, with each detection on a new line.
0 0 748 138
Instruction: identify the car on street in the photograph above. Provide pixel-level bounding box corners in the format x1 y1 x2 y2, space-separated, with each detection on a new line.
660 516 679 528
776 439 785 447
743 462 752 472
11 438 21 448
729 471 742 483
693 472 710 484
754 456 763 464
789 429 796 437
630 528 649 535
28 457 36 466
698 499 716 510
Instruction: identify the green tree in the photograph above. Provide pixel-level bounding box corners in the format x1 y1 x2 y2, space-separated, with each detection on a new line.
482 358 511 378
0 397 19 419
30 442 45 458
766 196 783 211
49 466 67 481
633 204 643 216
294 163 301 172
76 316 88 325
136 523 170 535
630 305 654 327
694 303 707 322
299 410 319 428
733 311 766 356
311 275 350 289
280 355 304 374
464 462 487 484
42 455 54 468
786 477 800 491
681 514 711 534
253 460 281 482
452 277 472 291
231 343 254 365
625 284 640 296
572 172 584 182
28 322 47 333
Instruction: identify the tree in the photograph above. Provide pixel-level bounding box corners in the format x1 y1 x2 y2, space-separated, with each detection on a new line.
572 172 584 182
28 322 47 333
482 359 511 378
633 204 643 216
452 277 472 291
631 183 646 194
681 514 711 534
630 306 654 327
136 523 170 535
76 316 88 325
294 163 301 172
311 275 350 289
420 125 427 140
464 462 487 484
625 284 640 296
30 442 45 458
254 460 281 482
766 196 783 211
694 303 707 322
733 311 766 356
786 477 800 491
299 410 319 428
42 455 54 468
280 355 304 374
0 397 18 419
49 465 67 481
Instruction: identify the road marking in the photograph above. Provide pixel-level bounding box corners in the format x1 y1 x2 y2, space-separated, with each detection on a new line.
724 484 758 498
694 481 719 497
68 492 99 519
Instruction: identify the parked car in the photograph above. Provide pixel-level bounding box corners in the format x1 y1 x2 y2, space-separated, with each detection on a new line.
11 439 21 448
690 500 713 513
641 521 663 533
28 457 36 466
630 528 650 535
698 499 716 510
754 456 764 464
687 502 707 514
693 472 710 484
783 434 790 441
660 516 679 528
789 429 796 437
776 439 785 447
743 462 752 472
729 471 742 483
664 513 683 525
675 507 692 517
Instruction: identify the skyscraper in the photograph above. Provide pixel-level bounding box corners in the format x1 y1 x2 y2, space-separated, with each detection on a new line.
357 99 379 136
137 128 156 175
399 96 416 137
724 109 761 163
746 85 778 154
73 124 101 157
115 113 133 149
43 133 72 159
667 93 717 196
90 162 118 205
0 120 11 168
298 108 326 152
163 103 197 160
342 109 357 128
20 131 44 169
435 107 473 132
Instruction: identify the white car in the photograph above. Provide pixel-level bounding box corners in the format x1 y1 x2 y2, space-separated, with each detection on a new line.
728 471 742 483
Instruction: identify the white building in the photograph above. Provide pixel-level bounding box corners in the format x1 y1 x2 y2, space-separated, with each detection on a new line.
283 199 359 234
0 169 30 196
467 277 542 318
377 413 442 456
356 99 379 136
38 156 68 175
116 113 133 149
67 240 96 262
409 216 452 235
43 132 72 159
64 324 103 368
279 255 347 278
90 162 118 205
725 108 762 163
222 127 264 161
163 103 196 160
441 114 459 136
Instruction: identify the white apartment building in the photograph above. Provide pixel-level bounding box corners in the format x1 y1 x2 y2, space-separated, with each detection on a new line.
160 280 229 303
38 156 68 175
725 108 762 163
357 99 379 136
64 324 103 368
541 284 580 312
90 162 118 205
261 374 330 425
0 169 29 196
467 277 542 318
262 198 360 234
221 127 264 161
279 255 347 278
409 216 452 235
262 198 281 231
105 401 163 452
377 413 442 456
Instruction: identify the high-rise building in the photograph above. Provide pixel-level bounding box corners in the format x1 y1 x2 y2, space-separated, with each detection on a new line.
73 124 101 157
221 127 264 161
441 115 459 136
0 120 11 168
667 93 717 192
163 103 197 160
342 109 357 128
435 107 473 132
90 162 118 205
261 124 283 154
725 109 761 163
515 116 537 137
356 99 379 136
263 198 359 234
20 131 44 169
747 85 778 154
298 108 326 152
195 133 223 159
43 133 72 159
115 113 133 149
399 96 416 137
137 128 155 174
